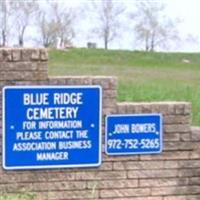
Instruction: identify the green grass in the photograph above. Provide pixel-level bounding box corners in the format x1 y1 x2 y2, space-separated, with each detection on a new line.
0 193 35 200
49 48 200 125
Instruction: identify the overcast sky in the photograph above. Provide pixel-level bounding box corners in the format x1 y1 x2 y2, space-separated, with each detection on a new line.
26 0 200 52
165 0 200 51
69 0 200 52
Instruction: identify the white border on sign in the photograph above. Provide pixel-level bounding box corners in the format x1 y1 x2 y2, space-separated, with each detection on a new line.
105 113 163 155
2 85 102 170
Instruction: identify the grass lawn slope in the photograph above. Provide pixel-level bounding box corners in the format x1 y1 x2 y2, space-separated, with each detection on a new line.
49 48 200 125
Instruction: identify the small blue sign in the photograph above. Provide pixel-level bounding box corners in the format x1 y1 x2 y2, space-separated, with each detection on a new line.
105 114 163 155
3 85 102 170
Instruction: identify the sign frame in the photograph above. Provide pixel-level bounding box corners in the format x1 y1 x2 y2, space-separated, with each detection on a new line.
105 113 163 155
2 85 102 170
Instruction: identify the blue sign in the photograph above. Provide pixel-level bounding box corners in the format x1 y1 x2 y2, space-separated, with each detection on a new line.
105 114 163 155
3 86 102 170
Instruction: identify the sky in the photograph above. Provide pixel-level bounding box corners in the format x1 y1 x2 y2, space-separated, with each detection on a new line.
25 0 200 52
68 0 200 52
165 0 200 52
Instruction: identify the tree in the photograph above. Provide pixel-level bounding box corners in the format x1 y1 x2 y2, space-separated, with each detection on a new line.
0 0 12 47
131 1 179 51
37 10 59 47
10 1 38 47
0 0 7 46
36 2 75 48
90 0 125 50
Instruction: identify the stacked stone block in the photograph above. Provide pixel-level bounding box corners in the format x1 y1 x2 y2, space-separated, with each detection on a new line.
0 48 48 169
0 49 199 200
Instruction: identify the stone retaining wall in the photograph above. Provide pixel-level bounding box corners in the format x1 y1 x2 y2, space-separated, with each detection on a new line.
0 49 199 200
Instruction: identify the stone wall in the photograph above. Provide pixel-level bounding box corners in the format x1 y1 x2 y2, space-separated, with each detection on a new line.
0 48 199 200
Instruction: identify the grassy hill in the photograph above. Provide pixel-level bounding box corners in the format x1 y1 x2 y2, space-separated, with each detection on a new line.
49 48 200 125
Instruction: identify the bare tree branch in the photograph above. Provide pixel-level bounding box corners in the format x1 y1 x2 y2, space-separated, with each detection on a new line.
0 0 13 47
131 1 180 51
90 0 125 50
36 1 75 48
10 0 39 47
